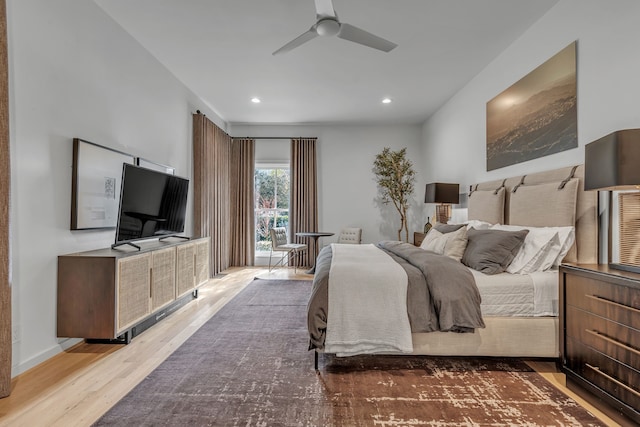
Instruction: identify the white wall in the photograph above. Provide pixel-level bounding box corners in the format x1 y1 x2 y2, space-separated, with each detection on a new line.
422 0 640 191
255 139 289 165
7 0 224 376
230 124 425 247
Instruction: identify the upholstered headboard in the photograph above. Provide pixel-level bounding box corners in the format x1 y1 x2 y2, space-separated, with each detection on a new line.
468 165 598 264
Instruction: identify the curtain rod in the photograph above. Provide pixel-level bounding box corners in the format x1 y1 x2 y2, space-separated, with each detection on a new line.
231 136 317 140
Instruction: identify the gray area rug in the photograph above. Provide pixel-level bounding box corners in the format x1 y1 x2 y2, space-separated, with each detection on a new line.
94 278 605 426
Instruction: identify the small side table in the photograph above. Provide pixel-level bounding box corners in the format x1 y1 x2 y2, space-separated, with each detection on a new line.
295 232 334 274
413 232 426 247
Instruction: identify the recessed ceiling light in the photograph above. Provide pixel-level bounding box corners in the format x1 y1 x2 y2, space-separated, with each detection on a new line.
382 98 392 104
251 97 261 103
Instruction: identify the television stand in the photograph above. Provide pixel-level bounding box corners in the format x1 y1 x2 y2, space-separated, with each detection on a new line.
57 237 210 343
111 241 141 251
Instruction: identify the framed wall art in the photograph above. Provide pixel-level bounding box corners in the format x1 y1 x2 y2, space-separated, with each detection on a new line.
486 41 577 171
71 138 136 230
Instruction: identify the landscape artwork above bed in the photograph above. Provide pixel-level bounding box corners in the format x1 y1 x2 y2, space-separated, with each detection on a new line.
486 41 577 171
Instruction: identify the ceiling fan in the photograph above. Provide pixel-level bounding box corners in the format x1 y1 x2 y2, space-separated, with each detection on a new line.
272 0 397 55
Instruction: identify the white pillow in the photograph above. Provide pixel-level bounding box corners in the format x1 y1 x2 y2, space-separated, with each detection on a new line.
545 226 575 268
446 219 493 230
490 224 559 274
420 229 447 253
464 220 493 230
420 227 468 261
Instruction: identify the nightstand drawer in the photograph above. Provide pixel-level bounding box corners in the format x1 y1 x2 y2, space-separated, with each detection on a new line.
565 274 640 330
566 338 640 411
566 305 640 369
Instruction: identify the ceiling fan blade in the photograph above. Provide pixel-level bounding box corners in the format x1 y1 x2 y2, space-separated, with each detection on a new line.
272 28 318 55
314 0 336 18
337 23 397 52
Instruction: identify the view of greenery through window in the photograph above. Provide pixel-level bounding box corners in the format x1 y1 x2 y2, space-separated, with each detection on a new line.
255 167 290 253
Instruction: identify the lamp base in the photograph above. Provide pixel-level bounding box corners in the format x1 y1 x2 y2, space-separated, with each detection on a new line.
435 204 451 224
608 262 640 275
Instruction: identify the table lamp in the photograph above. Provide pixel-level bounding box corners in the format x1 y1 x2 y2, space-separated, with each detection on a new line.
425 183 459 225
585 128 640 273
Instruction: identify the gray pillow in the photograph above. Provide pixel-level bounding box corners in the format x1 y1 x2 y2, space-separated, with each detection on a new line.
462 228 529 275
433 223 465 234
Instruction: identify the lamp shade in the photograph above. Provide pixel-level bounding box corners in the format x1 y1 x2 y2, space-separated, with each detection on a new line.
425 183 459 204
585 129 640 190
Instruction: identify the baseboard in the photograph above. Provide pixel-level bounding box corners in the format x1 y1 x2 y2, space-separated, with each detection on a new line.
11 337 82 378
11 292 199 378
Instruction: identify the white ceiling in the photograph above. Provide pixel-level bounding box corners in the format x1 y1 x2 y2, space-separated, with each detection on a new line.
94 0 559 125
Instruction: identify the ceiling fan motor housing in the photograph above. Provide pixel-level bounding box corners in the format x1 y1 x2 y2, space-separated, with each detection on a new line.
316 18 340 36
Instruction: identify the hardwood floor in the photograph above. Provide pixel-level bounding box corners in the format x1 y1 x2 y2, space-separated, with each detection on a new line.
0 267 620 426
524 360 620 426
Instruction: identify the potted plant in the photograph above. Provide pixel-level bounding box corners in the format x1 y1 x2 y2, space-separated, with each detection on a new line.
373 147 415 242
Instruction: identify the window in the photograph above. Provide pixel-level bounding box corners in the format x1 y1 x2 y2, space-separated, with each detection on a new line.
255 166 290 254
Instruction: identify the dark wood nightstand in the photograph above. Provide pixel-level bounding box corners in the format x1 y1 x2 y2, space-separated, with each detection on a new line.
413 232 426 247
559 264 640 425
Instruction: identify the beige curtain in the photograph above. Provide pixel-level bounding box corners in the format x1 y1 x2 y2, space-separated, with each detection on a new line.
0 0 11 398
230 138 255 266
290 138 318 267
192 113 232 276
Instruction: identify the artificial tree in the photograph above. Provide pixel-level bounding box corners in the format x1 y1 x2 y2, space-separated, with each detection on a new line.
373 147 415 242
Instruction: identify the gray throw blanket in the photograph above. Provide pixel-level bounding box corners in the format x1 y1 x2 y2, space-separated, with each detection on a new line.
308 241 485 351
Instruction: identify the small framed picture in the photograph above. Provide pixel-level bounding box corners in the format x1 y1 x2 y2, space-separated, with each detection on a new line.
137 157 175 175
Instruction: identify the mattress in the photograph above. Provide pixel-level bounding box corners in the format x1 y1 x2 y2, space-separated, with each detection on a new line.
470 268 558 317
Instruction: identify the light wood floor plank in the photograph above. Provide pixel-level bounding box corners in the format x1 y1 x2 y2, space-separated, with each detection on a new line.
0 267 620 426
525 360 620 426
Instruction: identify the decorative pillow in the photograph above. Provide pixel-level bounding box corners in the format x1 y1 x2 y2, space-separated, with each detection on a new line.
468 187 505 224
443 226 468 262
420 226 468 261
490 224 559 274
433 223 465 234
420 229 447 253
509 179 579 227
462 228 529 275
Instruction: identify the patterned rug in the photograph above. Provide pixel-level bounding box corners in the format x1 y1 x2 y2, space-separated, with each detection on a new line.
94 278 605 426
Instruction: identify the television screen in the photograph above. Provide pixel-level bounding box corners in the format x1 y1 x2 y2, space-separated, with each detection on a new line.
114 164 189 247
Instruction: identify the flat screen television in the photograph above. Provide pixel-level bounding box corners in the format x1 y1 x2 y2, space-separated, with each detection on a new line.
113 163 189 249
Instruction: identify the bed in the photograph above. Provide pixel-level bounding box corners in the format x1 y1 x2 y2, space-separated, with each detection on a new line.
308 165 598 363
